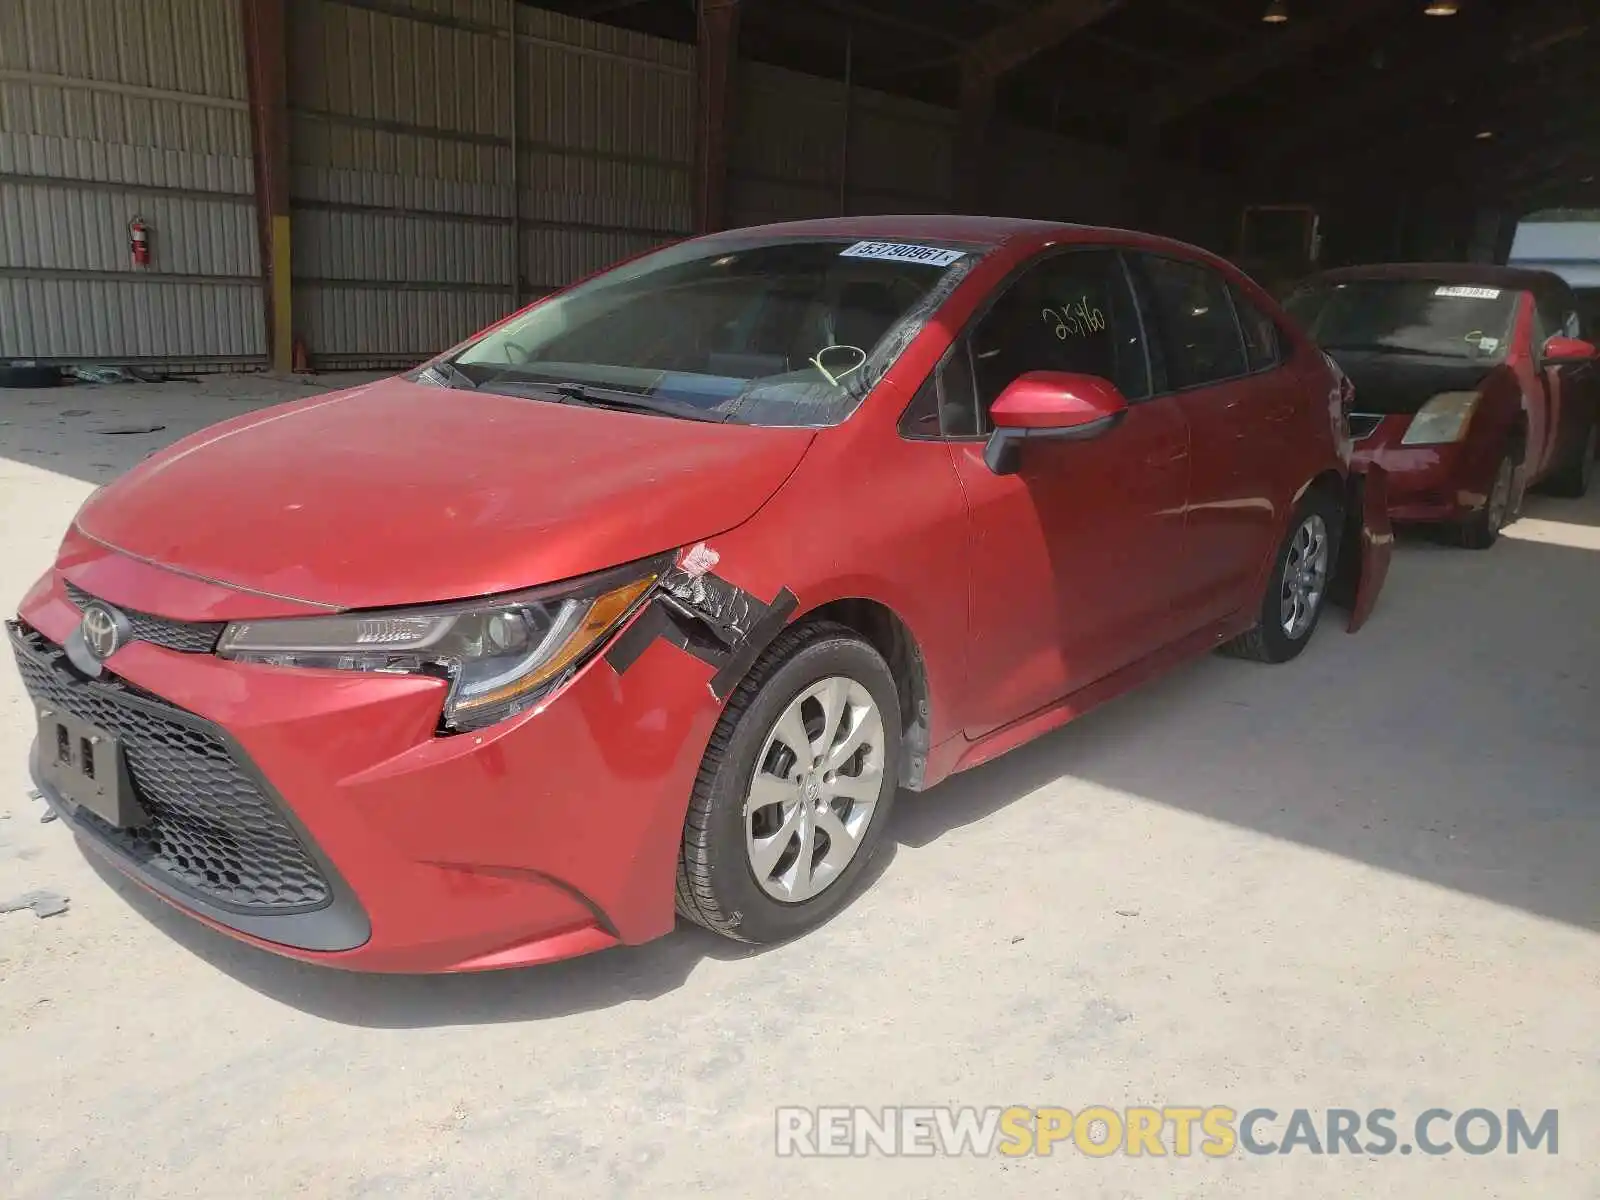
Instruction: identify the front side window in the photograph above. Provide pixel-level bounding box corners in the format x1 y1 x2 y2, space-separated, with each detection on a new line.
437 237 982 428
1133 255 1248 389
1283 278 1519 363
1232 285 1282 372
966 248 1151 425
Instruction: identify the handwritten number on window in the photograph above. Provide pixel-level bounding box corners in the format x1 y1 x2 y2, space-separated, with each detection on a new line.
1042 296 1107 341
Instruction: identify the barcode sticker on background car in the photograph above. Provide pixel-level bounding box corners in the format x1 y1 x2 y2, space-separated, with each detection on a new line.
1435 286 1501 299
839 241 966 267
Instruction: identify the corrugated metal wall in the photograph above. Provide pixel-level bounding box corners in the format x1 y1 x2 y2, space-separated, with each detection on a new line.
287 0 693 369
728 62 1239 253
0 0 263 367
0 0 1245 370
727 63 954 228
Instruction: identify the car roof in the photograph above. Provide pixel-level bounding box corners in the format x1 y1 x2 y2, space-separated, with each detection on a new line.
711 214 1205 256
1310 262 1568 292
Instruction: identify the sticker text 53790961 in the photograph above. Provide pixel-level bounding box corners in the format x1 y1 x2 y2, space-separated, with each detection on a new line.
840 241 966 268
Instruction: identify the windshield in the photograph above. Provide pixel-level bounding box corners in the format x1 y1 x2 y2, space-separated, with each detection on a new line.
1284 279 1521 362
437 236 982 427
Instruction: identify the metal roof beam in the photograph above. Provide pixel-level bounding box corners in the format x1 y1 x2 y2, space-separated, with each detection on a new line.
1143 0 1403 127
963 0 1125 83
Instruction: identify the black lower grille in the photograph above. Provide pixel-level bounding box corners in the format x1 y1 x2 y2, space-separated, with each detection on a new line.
63 580 224 654
10 625 331 913
1348 413 1384 441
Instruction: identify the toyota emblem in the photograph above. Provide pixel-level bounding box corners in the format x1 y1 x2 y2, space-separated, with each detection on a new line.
80 604 123 660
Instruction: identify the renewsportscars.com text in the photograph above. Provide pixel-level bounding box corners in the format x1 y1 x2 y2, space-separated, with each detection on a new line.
775 1106 1559 1158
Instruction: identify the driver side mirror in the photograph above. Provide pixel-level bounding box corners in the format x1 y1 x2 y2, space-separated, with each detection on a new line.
984 372 1130 475
1542 335 1598 365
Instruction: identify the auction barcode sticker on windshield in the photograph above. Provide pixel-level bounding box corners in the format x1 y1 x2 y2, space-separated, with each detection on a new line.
840 241 966 267
1435 286 1501 299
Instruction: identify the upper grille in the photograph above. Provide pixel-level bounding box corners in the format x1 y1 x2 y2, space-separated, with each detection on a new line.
63 581 225 654
1348 413 1384 441
11 626 331 913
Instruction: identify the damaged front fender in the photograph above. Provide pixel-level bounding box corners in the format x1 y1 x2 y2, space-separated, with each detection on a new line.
1333 463 1394 633
606 544 798 700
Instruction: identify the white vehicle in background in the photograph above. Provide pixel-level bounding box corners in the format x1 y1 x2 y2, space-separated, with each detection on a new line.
1509 217 1600 336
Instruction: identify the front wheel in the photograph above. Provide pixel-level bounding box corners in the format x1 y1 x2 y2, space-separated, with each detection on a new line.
676 621 901 944
1447 453 1515 549
1222 490 1340 664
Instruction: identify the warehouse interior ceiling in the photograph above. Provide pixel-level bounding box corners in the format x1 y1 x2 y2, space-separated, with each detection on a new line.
540 0 1600 213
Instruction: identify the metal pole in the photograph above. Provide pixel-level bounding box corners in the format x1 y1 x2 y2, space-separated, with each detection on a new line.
243 0 293 373
507 2 521 310
838 26 853 216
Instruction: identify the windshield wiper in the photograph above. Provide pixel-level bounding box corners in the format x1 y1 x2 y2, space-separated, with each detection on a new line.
1321 343 1460 359
492 380 731 424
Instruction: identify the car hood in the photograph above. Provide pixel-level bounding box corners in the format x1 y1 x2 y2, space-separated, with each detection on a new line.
75 378 816 610
1327 350 1504 416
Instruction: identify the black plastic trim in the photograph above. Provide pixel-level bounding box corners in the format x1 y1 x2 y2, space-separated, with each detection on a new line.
12 625 371 953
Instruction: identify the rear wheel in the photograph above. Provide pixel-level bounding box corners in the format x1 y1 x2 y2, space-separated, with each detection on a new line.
1447 453 1514 549
1222 489 1339 664
1545 421 1596 499
676 621 901 944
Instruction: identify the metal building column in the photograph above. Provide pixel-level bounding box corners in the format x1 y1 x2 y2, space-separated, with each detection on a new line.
954 72 996 215
694 0 740 233
243 0 293 373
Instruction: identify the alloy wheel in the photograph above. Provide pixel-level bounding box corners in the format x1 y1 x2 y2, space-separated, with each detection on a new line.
1487 457 1514 534
744 676 886 903
1280 513 1330 640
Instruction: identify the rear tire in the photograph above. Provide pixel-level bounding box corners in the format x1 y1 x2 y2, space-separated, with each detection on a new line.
676 621 901 945
1222 488 1341 664
1545 421 1596 499
1447 452 1514 549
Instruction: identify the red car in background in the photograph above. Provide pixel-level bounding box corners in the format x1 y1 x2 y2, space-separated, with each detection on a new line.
11 217 1388 973
1285 264 1600 548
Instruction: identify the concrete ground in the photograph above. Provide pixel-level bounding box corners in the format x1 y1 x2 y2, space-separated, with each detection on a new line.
0 374 1596 1198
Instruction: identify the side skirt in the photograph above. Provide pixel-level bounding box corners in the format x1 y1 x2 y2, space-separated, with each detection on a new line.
936 610 1254 781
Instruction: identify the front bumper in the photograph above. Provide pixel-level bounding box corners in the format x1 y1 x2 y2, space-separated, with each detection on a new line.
1349 416 1497 524
14 573 724 972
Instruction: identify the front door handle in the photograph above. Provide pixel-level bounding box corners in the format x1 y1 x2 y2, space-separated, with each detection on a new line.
1144 445 1189 467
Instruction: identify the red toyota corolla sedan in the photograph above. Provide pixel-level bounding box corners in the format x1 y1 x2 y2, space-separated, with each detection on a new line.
11 217 1390 973
1285 264 1600 548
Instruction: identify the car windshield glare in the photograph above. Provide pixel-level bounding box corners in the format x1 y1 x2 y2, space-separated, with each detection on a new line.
446 236 983 427
1285 279 1519 362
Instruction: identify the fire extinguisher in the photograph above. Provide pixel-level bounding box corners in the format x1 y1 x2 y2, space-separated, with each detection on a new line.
129 216 151 267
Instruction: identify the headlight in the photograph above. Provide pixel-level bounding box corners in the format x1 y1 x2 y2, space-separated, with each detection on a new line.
1401 392 1480 445
217 558 665 731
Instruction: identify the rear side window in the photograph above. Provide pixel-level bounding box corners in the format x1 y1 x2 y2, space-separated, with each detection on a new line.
1133 255 1247 389
1231 285 1282 372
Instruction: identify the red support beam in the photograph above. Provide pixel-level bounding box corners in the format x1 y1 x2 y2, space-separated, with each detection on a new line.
694 0 741 234
242 0 293 373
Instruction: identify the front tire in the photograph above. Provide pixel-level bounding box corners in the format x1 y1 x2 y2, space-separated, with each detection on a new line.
1222 489 1340 664
676 621 901 944
1447 452 1514 549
